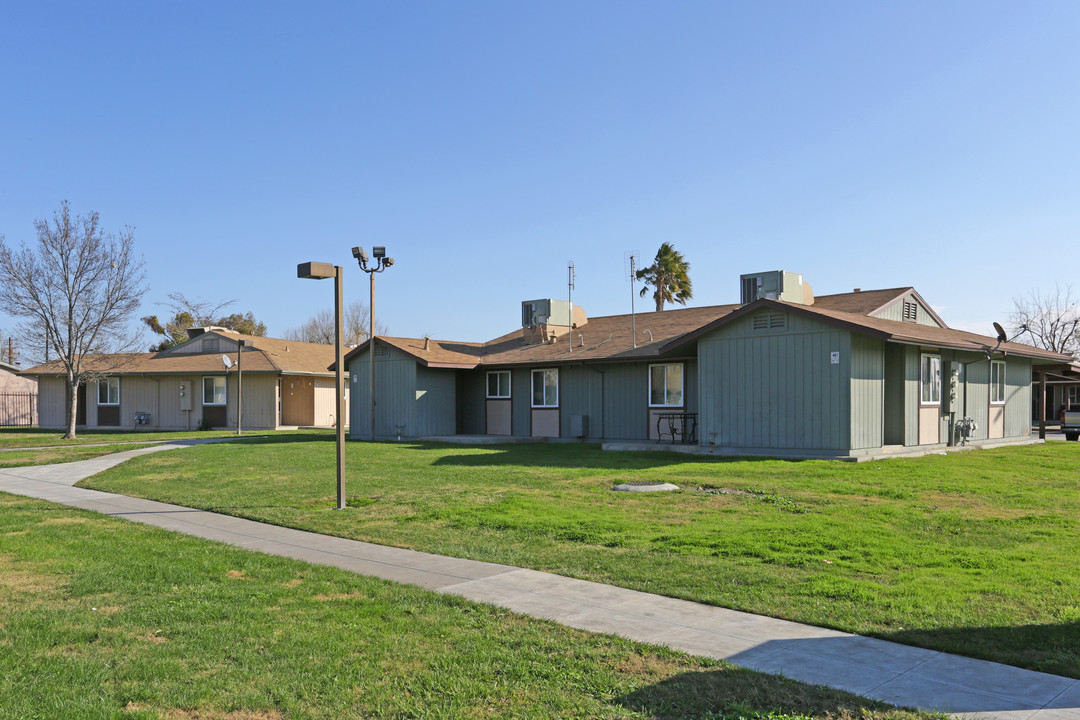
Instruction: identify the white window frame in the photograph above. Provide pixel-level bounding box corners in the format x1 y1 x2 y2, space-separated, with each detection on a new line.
531 368 558 408
203 376 227 406
648 363 685 408
1068 386 1080 406
920 354 941 406
486 370 511 399
97 377 120 406
990 360 1006 405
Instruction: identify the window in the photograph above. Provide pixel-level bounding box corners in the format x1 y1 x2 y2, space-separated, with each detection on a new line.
990 360 1006 404
902 301 918 322
486 370 511 399
203 376 227 405
920 354 941 405
649 364 684 407
202 337 220 352
1069 386 1080 406
531 368 558 408
97 377 120 406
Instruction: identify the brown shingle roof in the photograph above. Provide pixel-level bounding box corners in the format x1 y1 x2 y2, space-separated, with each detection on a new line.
339 286 1068 369
20 331 338 377
344 304 741 369
664 299 1071 363
813 287 912 315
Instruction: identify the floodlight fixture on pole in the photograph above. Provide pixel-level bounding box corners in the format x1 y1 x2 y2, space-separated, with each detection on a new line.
353 246 394 442
297 261 347 510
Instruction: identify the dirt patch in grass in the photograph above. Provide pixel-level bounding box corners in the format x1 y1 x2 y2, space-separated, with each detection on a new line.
0 564 63 599
39 516 90 525
312 591 366 602
225 570 247 580
279 578 303 588
123 704 283 720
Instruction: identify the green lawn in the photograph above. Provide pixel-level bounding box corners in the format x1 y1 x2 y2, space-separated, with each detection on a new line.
0 427 329 449
0 493 935 720
78 437 1080 678
0 444 136 468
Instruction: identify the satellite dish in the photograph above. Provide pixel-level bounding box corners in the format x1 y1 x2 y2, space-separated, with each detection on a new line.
992 322 1007 344
222 354 233 370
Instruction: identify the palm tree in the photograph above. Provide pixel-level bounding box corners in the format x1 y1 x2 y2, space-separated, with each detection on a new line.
636 243 693 312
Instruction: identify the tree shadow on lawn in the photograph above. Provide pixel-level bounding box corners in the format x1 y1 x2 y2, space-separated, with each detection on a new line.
230 433 335 446
615 664 906 720
419 442 817 471
879 620 1080 681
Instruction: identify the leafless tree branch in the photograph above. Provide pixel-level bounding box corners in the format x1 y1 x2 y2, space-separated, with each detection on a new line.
0 201 148 438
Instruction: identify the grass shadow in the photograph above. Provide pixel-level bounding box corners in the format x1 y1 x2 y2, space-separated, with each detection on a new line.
416 441 817 471
878 620 1080 680
615 665 921 719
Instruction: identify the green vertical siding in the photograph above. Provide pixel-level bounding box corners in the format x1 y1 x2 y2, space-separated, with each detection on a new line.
964 358 990 442
413 365 457 435
601 363 650 439
903 346 920 446
873 296 942 327
558 365 603 438
1005 357 1033 437
347 348 456 437
698 312 851 451
849 335 884 450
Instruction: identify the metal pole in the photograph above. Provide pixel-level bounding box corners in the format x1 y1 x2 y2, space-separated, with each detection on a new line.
630 256 637 348
369 268 376 442
1039 370 1047 440
237 343 242 436
335 267 346 509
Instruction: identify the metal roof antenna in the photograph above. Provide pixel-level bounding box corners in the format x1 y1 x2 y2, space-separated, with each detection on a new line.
568 260 576 354
624 251 640 348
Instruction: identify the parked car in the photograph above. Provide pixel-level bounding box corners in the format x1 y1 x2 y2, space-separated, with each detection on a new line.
1063 404 1080 442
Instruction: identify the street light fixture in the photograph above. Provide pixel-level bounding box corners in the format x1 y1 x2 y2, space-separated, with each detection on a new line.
352 246 394 441
297 260 347 510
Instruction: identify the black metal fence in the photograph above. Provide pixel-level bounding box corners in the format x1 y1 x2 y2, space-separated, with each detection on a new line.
0 392 37 427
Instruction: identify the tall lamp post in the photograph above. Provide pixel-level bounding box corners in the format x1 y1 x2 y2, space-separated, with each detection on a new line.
352 246 393 441
236 339 247 436
297 261 347 510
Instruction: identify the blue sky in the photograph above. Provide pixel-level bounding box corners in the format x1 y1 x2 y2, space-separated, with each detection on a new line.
2 1 1078 355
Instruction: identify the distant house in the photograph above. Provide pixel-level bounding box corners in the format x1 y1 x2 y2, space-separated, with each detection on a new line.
1 360 38 427
342 271 1070 457
1033 362 1080 423
20 328 345 431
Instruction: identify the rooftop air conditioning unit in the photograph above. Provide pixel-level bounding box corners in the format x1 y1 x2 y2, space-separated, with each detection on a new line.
739 271 814 306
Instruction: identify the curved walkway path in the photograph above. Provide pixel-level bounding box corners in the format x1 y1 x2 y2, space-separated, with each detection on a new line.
0 440 1077 720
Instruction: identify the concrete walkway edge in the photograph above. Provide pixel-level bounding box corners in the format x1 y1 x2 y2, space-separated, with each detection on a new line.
0 441 1077 720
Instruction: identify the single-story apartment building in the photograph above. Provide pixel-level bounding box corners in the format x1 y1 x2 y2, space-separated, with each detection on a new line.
21 327 346 431
343 271 1071 457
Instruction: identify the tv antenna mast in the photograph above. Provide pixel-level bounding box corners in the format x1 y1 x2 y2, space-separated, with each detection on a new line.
567 261 576 353
624 251 640 348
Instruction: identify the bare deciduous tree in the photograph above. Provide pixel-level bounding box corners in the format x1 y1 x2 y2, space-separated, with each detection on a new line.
284 300 387 346
1009 284 1080 358
0 201 148 438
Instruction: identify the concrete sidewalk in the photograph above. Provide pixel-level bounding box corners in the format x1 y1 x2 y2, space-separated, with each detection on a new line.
0 441 1077 720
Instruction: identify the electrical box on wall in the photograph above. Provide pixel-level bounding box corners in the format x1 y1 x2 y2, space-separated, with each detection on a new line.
179 382 192 411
